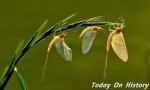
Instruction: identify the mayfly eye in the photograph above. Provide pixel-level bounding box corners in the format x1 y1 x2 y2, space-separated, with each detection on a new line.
58 33 66 39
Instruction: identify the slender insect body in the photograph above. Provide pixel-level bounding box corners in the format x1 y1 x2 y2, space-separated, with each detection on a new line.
106 31 115 53
47 36 59 52
104 24 128 79
42 33 72 80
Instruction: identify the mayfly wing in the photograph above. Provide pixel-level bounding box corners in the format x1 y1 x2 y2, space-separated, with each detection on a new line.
55 39 65 59
63 41 72 61
55 39 72 61
82 30 97 54
111 32 128 62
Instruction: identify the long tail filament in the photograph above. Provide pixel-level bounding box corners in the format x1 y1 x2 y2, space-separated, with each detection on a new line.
104 52 108 80
41 36 59 81
104 31 114 80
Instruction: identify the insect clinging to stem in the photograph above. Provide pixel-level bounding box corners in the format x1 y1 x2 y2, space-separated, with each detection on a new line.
41 32 72 80
104 22 128 80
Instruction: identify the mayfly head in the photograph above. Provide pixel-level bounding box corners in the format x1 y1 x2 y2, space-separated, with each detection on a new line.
114 17 125 33
115 24 125 34
58 33 67 39
92 26 102 31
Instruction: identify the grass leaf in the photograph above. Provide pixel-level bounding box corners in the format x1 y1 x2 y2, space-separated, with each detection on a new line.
14 67 28 90
30 19 48 46
1 40 24 82
11 40 24 65
62 13 76 23
86 16 104 22
35 13 76 44
51 13 76 33
0 66 8 85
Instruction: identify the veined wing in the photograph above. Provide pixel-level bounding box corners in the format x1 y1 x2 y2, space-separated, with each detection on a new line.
111 32 128 62
63 41 72 61
82 30 97 54
55 39 72 61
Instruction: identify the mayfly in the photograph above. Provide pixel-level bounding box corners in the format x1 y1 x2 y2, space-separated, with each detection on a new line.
79 26 102 54
104 24 128 79
41 33 72 80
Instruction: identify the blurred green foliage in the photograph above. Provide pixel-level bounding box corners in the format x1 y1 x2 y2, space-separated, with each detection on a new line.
0 0 150 90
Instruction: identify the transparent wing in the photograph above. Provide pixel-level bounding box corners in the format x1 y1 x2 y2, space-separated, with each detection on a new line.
63 42 72 61
82 30 97 54
111 32 128 62
55 39 72 61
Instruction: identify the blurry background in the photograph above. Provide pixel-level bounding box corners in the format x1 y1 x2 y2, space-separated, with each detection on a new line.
0 0 150 90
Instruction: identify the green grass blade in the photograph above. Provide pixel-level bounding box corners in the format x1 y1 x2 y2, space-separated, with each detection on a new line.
1 40 24 82
51 13 76 33
62 13 76 23
15 40 24 56
6 40 24 75
30 19 48 46
14 67 28 90
35 13 76 44
24 19 48 48
0 66 8 85
86 16 104 22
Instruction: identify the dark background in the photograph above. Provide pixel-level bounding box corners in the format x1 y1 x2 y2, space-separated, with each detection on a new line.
0 0 150 90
